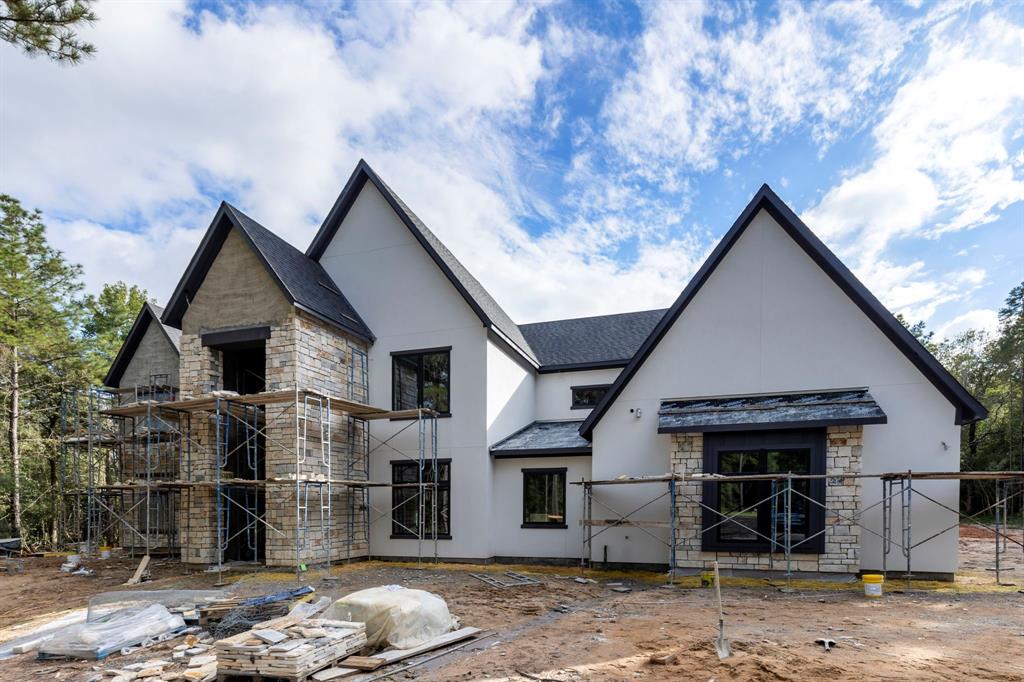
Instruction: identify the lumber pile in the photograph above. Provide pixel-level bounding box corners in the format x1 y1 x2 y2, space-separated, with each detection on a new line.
214 617 366 678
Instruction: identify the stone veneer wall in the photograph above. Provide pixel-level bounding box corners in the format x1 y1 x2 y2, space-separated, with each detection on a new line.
672 426 862 573
173 227 371 566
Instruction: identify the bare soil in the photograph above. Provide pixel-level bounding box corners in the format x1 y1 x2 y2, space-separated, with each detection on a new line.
0 527 1021 681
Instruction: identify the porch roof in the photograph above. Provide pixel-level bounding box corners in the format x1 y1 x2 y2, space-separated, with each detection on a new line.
490 420 591 458
657 388 887 433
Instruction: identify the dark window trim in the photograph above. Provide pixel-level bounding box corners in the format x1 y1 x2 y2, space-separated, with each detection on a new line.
201 325 271 348
390 458 451 540
391 347 452 417
391 346 453 357
701 429 825 554
570 383 612 410
522 467 567 529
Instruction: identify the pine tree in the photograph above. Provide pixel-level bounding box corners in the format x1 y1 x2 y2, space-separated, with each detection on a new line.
0 0 96 63
82 281 149 384
0 195 83 540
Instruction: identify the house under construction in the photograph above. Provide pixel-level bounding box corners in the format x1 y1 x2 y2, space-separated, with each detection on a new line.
58 210 440 574
58 160 1018 580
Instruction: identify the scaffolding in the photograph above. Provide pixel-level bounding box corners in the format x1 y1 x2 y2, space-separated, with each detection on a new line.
577 470 1024 587
58 376 442 579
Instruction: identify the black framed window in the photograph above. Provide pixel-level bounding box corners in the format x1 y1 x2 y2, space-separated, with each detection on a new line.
392 348 450 414
391 459 451 539
702 429 825 553
522 468 567 528
571 384 610 410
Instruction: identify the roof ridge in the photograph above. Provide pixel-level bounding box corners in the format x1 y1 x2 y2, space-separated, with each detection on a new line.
519 308 668 328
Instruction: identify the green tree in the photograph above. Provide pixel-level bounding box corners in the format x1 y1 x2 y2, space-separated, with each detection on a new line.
0 195 83 541
82 281 149 384
0 0 96 63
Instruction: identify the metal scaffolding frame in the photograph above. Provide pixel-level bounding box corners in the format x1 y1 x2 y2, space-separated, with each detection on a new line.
577 470 1024 587
59 377 442 579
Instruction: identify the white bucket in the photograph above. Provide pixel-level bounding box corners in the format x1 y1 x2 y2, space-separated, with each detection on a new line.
862 574 884 598
66 554 81 565
100 548 111 560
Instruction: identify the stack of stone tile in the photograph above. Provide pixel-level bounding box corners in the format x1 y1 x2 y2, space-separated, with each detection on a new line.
214 617 366 678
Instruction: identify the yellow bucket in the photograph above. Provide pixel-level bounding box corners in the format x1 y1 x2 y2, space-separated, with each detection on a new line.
700 570 715 588
862 573 884 598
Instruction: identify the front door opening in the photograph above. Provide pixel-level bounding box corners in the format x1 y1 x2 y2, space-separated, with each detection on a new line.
217 340 266 563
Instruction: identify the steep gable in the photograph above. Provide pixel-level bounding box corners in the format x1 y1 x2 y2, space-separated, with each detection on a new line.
104 302 180 388
307 160 537 365
580 185 987 438
162 202 373 341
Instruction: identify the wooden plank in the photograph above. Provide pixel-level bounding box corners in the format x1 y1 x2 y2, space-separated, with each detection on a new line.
312 668 360 681
338 656 385 671
372 627 481 665
124 554 150 585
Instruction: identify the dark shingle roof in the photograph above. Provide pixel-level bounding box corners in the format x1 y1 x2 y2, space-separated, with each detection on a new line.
104 302 181 388
519 309 666 370
490 420 591 456
307 161 537 364
658 388 887 433
148 303 181 352
162 203 373 342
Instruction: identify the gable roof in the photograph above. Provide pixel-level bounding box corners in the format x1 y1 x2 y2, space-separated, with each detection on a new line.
580 185 988 438
306 160 538 365
104 302 181 388
162 202 373 342
519 309 666 372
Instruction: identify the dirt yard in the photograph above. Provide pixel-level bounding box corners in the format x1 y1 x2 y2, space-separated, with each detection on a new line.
0 526 1021 681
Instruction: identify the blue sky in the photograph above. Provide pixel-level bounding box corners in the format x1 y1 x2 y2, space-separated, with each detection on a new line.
1 0 1022 339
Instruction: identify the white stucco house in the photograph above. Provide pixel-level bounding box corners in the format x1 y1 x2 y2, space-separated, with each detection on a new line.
107 160 985 578
300 161 985 578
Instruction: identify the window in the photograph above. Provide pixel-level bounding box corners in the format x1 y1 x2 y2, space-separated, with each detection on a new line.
522 468 567 528
391 460 451 538
392 348 451 414
571 384 610 410
702 430 825 553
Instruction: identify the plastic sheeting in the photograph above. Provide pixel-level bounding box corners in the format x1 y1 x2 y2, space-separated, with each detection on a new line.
323 585 457 650
87 589 224 620
38 604 185 659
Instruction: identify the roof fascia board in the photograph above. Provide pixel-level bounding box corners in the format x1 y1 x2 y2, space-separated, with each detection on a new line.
103 304 154 388
490 447 592 458
537 359 631 374
581 186 986 439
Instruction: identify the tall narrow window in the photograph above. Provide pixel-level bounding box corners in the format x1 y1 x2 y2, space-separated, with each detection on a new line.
392 348 450 414
522 468 567 528
391 460 451 538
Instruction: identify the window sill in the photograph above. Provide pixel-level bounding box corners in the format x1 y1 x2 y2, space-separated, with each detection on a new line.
521 523 568 530
390 534 452 540
389 413 452 421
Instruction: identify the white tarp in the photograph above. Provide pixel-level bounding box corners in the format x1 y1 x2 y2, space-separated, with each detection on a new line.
322 585 458 650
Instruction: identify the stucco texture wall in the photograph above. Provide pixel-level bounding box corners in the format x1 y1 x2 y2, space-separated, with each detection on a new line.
591 208 961 574
317 182 492 561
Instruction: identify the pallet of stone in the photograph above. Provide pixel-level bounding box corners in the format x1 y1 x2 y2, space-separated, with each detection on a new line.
215 618 366 680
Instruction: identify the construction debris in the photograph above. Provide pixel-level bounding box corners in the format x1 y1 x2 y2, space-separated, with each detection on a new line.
214 617 366 678
323 585 459 649
815 638 837 652
470 572 543 588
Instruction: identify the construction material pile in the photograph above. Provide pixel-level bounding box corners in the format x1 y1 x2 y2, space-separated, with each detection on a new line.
322 585 459 649
214 615 366 678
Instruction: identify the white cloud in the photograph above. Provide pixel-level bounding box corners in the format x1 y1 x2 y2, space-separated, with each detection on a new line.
602 0 904 182
803 10 1024 323
936 308 1000 340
